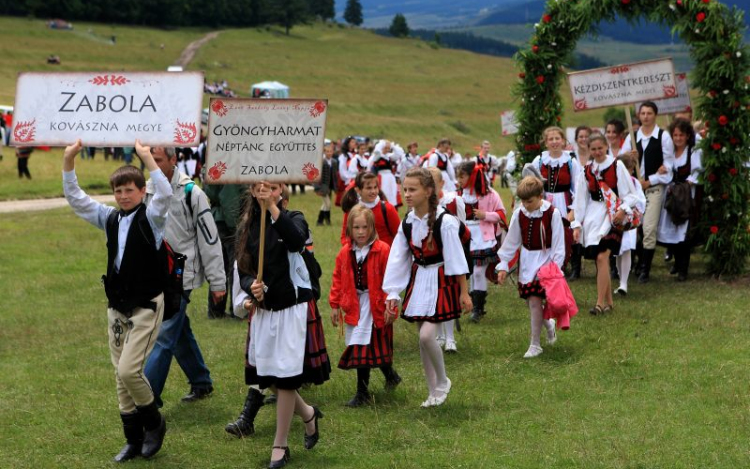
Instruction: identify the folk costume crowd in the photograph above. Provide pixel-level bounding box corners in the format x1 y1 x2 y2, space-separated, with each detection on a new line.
60 100 704 468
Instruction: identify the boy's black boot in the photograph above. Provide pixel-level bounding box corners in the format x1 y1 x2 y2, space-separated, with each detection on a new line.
316 210 325 226
638 249 655 284
225 387 265 438
114 412 143 463
137 401 166 458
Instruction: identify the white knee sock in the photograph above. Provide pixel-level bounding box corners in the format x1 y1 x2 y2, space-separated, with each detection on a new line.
617 251 631 290
444 320 455 343
528 297 544 347
472 264 488 292
418 322 447 395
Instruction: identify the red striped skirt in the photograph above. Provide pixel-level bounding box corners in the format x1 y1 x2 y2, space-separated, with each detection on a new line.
401 264 462 323
244 300 331 389
338 325 394 369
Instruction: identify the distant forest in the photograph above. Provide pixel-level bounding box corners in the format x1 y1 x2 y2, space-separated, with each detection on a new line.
0 0 335 27
374 28 604 70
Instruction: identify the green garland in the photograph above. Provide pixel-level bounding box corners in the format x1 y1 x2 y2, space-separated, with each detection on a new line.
514 0 750 277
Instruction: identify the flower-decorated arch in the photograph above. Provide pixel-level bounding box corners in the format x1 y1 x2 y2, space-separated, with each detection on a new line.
514 0 750 277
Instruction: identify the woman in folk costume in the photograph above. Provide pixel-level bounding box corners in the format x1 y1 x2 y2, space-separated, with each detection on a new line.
657 118 703 282
368 139 404 207
495 176 565 358
531 126 582 279
399 142 421 183
383 167 472 407
456 161 508 323
336 137 358 206
330 205 402 407
234 182 330 468
571 134 644 316
426 138 458 192
347 141 370 180
340 172 401 246
428 166 466 353
573 126 592 167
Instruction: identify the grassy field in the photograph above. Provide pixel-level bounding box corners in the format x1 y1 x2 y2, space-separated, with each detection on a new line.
1 175 749 468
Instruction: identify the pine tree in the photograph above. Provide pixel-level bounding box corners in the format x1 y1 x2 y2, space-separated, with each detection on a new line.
276 0 310 35
343 0 362 27
389 13 409 38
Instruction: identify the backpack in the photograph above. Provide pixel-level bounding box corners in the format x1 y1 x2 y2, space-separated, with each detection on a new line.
106 210 187 321
298 223 323 301
402 211 473 277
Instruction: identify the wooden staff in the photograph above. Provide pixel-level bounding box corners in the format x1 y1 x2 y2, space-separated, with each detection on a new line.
624 105 641 177
256 197 267 283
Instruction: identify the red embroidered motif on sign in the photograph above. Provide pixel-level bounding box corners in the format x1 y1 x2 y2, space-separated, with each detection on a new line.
13 120 36 143
208 161 228 181
89 75 130 86
173 120 197 144
310 101 326 118
302 163 320 181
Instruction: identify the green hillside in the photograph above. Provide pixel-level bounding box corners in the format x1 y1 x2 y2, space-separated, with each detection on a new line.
0 16 613 160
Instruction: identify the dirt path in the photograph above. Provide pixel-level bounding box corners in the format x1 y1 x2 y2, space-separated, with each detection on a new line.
174 31 220 68
0 195 115 214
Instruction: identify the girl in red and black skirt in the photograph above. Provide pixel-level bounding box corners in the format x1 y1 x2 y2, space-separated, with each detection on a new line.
571 134 643 315
383 167 472 408
496 176 566 358
330 205 402 407
340 172 401 246
456 161 508 324
234 182 331 468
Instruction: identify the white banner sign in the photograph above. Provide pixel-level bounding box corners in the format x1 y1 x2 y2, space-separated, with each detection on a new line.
568 58 677 112
636 72 691 115
11 72 203 147
205 98 327 184
500 110 519 136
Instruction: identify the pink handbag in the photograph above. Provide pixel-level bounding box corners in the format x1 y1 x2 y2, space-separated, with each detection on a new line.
537 261 578 330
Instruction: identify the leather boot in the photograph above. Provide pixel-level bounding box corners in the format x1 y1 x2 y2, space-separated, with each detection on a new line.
225 387 265 438
638 249 655 284
114 412 143 463
316 210 324 226
137 401 166 458
567 244 582 281
469 291 487 323
324 211 331 225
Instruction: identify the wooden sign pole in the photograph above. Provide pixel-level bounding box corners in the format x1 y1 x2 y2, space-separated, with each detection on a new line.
256 199 267 283
624 105 641 177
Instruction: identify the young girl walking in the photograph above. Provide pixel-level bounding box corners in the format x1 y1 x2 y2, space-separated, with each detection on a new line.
235 182 331 468
657 118 703 281
572 134 643 315
368 140 404 207
383 167 472 407
428 167 465 353
456 161 507 323
496 177 566 358
532 126 582 280
340 172 401 246
330 205 402 407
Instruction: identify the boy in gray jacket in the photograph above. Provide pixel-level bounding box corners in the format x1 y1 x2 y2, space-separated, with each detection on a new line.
144 147 226 406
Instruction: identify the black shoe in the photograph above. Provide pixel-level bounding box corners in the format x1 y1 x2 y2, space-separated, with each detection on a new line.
677 273 687 282
316 210 325 226
264 393 278 405
182 386 214 402
567 270 580 281
345 391 372 407
207 310 227 319
269 446 290 469
303 406 323 450
324 211 331 226
638 272 650 284
384 373 402 392
140 415 166 458
114 412 143 463
226 388 265 438
670 265 678 275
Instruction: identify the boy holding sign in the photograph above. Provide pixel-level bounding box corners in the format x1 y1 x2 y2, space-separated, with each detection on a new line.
62 139 171 462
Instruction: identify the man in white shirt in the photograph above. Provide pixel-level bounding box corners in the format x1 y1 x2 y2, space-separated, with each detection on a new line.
621 101 675 283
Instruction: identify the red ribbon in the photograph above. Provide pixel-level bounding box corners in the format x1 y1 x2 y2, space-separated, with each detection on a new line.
467 164 488 196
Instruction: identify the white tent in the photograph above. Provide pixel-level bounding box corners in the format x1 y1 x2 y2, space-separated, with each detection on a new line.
250 81 290 99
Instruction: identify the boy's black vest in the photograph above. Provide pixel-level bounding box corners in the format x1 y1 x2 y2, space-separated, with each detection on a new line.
104 204 166 314
636 129 665 179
